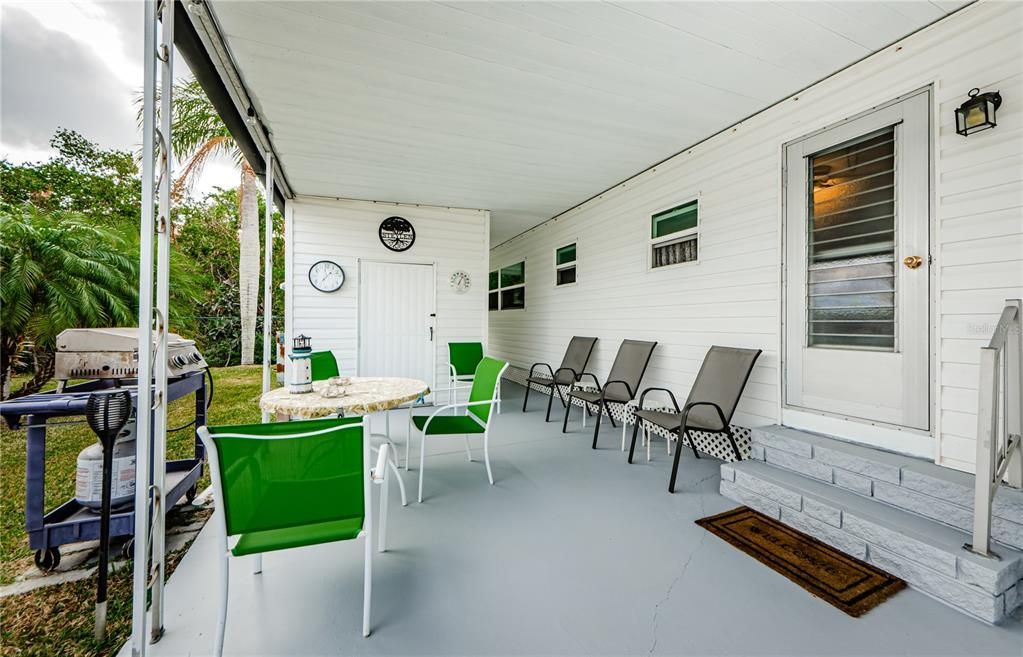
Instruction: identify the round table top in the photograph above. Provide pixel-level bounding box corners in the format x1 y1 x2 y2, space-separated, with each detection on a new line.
259 377 431 419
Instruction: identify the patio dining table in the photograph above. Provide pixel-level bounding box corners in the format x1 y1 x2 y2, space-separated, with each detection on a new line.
259 377 430 419
259 377 432 507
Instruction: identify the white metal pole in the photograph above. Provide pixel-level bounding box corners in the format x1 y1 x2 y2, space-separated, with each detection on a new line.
131 2 158 654
1007 301 1022 488
149 0 174 642
971 347 999 557
261 152 275 422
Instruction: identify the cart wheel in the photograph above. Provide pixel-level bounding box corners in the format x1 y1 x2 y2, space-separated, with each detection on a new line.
185 485 198 503
34 548 61 572
122 538 135 560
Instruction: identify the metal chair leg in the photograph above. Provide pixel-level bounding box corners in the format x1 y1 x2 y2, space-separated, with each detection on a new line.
522 383 531 412
591 403 604 449
668 426 685 493
555 385 567 408
725 427 743 461
545 386 555 422
561 394 573 433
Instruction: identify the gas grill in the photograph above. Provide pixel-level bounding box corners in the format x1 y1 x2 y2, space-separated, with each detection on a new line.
55 327 208 388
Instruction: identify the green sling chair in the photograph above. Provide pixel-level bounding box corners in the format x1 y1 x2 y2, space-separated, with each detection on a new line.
310 350 340 381
409 356 509 503
448 341 501 413
198 416 391 656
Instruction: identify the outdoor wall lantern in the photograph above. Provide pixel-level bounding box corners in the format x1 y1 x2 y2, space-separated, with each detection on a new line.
955 88 1001 136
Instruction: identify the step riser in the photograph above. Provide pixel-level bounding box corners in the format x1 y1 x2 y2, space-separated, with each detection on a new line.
751 428 1023 550
720 464 1023 624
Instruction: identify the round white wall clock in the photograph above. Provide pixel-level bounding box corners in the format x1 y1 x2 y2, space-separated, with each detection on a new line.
449 270 471 294
309 260 345 292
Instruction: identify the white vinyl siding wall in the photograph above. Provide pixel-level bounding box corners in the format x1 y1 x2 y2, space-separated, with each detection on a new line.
488 1 1023 472
285 197 489 388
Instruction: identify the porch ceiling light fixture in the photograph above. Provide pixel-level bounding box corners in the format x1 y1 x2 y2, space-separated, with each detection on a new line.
954 88 1001 136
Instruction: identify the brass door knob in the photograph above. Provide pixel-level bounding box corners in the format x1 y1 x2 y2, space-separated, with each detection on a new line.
903 255 923 269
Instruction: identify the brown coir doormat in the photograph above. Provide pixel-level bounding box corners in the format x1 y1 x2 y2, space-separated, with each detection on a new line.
696 507 905 617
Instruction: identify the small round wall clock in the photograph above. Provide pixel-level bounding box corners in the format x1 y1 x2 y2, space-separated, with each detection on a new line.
308 260 345 292
379 216 416 252
450 270 471 294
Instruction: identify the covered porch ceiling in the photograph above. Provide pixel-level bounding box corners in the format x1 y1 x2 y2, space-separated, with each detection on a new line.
190 1 968 244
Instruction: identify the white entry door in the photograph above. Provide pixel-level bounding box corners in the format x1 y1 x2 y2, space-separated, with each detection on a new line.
359 261 435 385
784 90 930 430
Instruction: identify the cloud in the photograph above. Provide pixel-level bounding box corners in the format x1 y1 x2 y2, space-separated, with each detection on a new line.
1 5 139 160
0 1 238 198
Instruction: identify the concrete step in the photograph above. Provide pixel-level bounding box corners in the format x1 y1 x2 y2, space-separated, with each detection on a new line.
750 425 1023 550
720 459 1023 624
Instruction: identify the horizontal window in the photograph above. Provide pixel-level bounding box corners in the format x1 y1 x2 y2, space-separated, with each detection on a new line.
556 267 576 286
489 261 525 311
651 200 698 239
650 200 699 269
499 262 524 287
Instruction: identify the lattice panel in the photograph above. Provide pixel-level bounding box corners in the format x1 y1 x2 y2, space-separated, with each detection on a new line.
504 367 751 462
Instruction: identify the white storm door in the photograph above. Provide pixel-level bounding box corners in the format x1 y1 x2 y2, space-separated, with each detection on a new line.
785 91 930 430
358 261 435 385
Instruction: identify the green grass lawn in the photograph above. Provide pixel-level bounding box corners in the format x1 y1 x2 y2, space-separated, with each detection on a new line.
0 366 265 584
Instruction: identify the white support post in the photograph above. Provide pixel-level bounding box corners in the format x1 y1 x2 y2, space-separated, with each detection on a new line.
131 2 158 654
149 0 174 642
971 347 1000 557
1007 308 1023 488
261 152 275 422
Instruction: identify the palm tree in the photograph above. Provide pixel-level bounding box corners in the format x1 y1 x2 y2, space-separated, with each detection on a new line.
0 205 139 397
143 79 261 365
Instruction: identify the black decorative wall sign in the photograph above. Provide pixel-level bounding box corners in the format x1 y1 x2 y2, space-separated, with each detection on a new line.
379 216 416 252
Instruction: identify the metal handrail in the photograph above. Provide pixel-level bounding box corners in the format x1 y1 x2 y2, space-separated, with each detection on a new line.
967 299 1023 558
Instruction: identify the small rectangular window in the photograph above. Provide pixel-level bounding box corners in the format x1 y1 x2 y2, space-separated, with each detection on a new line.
650 199 699 268
500 262 525 287
555 242 577 286
488 261 526 310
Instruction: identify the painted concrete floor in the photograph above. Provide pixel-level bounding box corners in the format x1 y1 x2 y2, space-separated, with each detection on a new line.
137 383 1022 656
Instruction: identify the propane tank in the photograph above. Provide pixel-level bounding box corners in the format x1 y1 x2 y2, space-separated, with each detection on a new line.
75 416 137 511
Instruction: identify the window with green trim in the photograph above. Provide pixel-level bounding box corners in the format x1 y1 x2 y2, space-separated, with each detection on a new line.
650 199 699 268
555 243 576 286
488 261 525 310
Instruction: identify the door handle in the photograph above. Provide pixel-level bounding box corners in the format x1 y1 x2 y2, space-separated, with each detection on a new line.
429 326 434 342
903 255 923 270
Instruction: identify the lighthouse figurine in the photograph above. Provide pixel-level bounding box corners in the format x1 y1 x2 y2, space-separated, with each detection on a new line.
287 334 314 394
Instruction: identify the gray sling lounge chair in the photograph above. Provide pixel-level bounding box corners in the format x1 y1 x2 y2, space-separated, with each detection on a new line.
523 336 598 421
628 345 761 493
561 339 657 449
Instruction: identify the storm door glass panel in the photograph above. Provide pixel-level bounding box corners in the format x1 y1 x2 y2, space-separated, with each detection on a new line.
807 127 896 350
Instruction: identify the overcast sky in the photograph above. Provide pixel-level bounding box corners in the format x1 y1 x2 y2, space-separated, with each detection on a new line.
1 0 236 194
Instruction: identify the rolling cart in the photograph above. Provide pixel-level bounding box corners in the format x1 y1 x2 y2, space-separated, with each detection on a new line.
0 371 207 571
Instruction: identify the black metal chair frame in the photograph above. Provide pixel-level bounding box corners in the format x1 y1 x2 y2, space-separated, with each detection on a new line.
627 347 760 493
628 389 742 493
560 341 656 450
522 338 597 422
